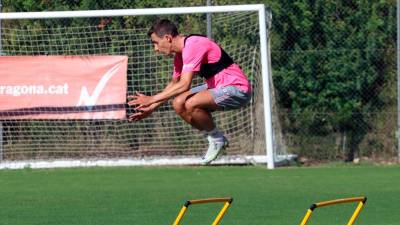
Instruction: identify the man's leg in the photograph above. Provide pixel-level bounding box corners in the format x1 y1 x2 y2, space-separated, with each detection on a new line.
172 89 220 132
172 89 227 164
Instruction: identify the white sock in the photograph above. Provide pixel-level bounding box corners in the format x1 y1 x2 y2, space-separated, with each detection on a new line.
206 127 224 142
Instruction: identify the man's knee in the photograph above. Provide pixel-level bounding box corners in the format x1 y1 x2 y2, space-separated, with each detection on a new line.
184 98 197 112
172 95 186 114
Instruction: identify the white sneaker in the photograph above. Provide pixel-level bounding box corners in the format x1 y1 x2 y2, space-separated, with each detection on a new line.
201 136 228 165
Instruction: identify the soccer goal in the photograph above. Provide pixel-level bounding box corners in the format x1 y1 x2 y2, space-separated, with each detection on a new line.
0 4 290 169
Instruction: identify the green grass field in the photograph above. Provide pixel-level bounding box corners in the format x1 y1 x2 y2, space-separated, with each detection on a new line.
0 164 399 225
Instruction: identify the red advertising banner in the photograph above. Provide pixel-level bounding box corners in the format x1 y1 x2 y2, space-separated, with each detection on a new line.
0 56 127 119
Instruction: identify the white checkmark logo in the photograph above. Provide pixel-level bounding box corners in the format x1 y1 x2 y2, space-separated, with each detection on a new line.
76 63 120 110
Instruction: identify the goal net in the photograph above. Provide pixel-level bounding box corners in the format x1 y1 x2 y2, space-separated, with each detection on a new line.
0 5 287 169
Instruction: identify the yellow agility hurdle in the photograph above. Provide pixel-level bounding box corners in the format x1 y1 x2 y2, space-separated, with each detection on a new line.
173 197 233 225
300 196 367 225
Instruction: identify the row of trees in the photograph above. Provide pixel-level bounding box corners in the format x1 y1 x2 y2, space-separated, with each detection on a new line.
271 1 396 161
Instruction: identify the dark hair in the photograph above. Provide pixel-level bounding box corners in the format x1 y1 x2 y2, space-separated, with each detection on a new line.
147 19 179 38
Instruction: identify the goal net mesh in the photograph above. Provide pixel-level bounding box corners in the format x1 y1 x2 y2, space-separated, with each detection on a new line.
0 10 285 162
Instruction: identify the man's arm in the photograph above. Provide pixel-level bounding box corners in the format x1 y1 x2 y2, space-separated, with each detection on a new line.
127 74 193 121
129 72 194 109
128 78 179 111
151 71 194 103
146 78 177 108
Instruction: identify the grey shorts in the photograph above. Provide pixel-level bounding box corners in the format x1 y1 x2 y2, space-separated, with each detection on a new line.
190 84 251 110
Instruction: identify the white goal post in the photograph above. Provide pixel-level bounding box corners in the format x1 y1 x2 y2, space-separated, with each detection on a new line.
0 4 280 169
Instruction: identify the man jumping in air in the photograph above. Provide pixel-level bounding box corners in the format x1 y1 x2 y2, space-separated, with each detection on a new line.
128 19 251 164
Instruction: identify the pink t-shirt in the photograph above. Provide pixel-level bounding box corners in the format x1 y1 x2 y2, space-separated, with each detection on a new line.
172 36 251 93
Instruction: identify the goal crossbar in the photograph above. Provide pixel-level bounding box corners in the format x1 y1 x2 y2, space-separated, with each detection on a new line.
0 5 265 20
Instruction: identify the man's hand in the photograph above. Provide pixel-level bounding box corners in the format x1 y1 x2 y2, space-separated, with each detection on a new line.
127 92 157 122
128 104 155 122
127 92 154 110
